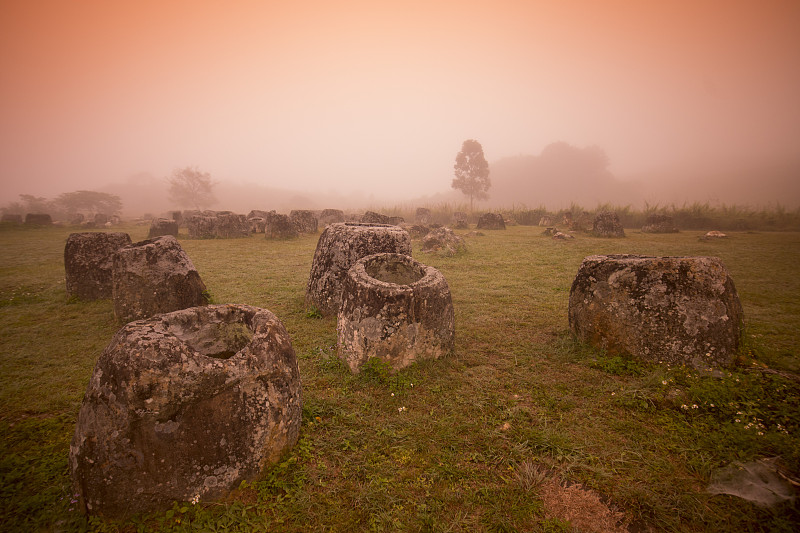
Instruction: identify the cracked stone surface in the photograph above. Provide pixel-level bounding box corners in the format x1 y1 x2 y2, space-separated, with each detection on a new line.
568 254 744 368
70 304 302 518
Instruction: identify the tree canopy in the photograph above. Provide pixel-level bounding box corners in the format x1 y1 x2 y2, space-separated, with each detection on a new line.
452 139 491 210
486 142 616 207
55 190 122 216
167 166 217 210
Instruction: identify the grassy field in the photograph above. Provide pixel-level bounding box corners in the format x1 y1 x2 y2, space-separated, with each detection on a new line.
1 222 799 532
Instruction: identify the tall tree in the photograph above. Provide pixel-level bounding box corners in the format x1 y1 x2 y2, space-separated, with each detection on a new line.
167 166 217 209
452 139 490 210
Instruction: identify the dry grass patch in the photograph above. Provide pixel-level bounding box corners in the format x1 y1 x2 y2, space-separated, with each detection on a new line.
541 478 629 533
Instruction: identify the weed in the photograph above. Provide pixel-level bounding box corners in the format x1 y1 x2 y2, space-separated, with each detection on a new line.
358 357 393 384
304 305 323 319
590 354 647 376
201 288 215 304
514 460 549 492
217 321 253 354
541 517 572 532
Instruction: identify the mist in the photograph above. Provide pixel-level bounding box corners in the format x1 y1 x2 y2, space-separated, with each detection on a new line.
2 1 799 213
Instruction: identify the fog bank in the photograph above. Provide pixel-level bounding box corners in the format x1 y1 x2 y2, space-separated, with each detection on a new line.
2 2 798 211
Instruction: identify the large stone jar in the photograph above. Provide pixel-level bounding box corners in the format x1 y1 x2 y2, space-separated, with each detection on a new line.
568 254 744 368
148 218 179 238
64 232 132 300
305 223 412 316
591 211 625 238
212 213 250 238
112 235 208 322
337 253 454 373
265 213 299 240
289 209 318 233
318 209 345 227
476 212 505 230
70 304 302 518
185 214 217 238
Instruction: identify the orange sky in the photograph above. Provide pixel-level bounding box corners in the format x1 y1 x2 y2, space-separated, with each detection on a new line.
1 0 799 204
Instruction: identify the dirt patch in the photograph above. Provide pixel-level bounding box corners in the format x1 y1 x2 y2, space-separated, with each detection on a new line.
540 479 628 533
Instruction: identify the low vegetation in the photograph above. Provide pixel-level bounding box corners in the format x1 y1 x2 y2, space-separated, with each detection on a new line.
375 202 800 232
1 216 798 531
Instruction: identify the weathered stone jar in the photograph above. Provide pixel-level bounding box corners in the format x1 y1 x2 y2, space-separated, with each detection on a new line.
148 218 179 238
641 214 678 234
305 222 412 316
289 209 318 234
265 213 299 240
421 227 466 256
112 235 207 322
318 208 345 227
568 254 744 368
337 253 454 372
70 304 302 518
591 211 625 237
476 212 505 230
212 212 250 238
64 232 132 300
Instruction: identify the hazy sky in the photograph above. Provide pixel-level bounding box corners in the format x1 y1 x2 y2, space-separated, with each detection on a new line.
2 0 799 204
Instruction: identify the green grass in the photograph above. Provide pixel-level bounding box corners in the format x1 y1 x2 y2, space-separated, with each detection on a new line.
385 201 800 231
1 223 799 531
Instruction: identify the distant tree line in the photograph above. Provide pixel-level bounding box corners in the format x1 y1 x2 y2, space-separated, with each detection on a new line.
488 141 615 207
1 190 122 222
0 166 219 223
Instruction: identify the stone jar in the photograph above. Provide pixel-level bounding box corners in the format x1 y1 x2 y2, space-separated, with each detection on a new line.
452 212 469 229
305 223 412 316
24 213 52 226
318 208 345 227
641 214 679 233
289 210 318 234
415 207 431 224
568 254 744 368
112 235 207 322
421 227 466 256
360 210 393 224
476 212 505 230
591 211 625 237
337 253 455 373
185 214 217 238
70 304 302 518
265 213 299 239
248 216 267 233
148 218 179 238
212 213 250 238
65 232 132 300
1 214 23 224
